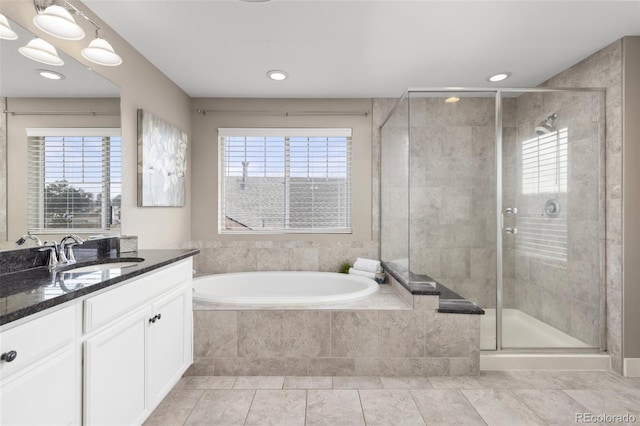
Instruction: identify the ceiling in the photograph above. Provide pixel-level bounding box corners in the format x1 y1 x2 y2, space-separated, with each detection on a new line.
83 0 640 98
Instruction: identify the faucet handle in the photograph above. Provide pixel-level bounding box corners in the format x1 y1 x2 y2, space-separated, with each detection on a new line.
64 242 79 264
38 242 59 269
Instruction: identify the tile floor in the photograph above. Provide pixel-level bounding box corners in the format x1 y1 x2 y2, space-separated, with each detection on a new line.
145 371 640 425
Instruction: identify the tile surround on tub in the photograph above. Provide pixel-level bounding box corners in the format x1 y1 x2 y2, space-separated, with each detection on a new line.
190 290 481 376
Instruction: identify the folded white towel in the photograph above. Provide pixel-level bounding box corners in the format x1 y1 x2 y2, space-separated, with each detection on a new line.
353 258 382 273
349 267 377 280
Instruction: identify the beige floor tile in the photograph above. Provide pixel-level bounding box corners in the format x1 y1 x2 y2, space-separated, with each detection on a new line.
510 370 636 390
515 389 595 426
565 388 640 421
244 390 307 426
380 376 433 389
144 407 193 426
306 390 365 426
462 389 546 425
144 389 205 426
359 389 426 425
154 389 205 409
175 376 237 390
428 376 483 389
333 376 383 389
475 371 530 389
233 375 284 389
411 389 485 426
283 376 333 389
185 390 255 425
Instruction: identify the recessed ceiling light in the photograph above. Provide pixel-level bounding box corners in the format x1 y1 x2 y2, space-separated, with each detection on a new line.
487 72 511 82
445 96 460 103
36 69 65 80
267 70 288 81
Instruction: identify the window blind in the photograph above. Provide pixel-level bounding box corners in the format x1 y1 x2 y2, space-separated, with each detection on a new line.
517 128 568 262
27 128 121 233
521 128 568 195
219 128 352 234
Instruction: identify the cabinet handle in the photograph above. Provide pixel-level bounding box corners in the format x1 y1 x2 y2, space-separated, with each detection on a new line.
148 314 162 324
156 313 161 321
149 316 156 324
1 350 17 363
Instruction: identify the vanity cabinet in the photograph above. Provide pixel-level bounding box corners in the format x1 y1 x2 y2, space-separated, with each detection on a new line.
0 257 193 426
0 304 81 426
83 259 193 425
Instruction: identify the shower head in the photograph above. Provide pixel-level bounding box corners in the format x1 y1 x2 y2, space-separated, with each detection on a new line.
535 113 558 136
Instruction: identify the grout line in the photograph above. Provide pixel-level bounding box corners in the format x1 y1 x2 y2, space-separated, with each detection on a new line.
242 389 257 426
182 389 207 426
509 389 549 424
356 389 367 425
459 389 489 426
304 389 308 426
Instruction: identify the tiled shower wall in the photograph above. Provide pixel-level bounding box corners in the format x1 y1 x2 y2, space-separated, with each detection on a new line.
407 97 498 309
543 41 623 371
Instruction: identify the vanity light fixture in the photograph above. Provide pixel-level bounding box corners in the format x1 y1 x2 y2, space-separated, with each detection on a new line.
29 0 122 66
81 31 122 66
33 4 85 40
19 38 64 66
445 96 460 103
487 72 511 82
0 13 18 40
36 69 65 80
267 70 288 81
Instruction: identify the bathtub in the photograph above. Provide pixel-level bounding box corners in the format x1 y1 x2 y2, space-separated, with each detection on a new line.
192 271 379 305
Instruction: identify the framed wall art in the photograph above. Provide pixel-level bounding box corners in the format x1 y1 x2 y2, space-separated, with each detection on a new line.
137 109 188 207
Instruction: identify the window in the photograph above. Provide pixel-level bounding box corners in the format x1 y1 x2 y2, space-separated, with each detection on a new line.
27 128 122 233
219 128 352 233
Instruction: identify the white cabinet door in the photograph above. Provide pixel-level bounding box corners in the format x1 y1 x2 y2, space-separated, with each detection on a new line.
0 345 77 426
147 287 190 407
84 309 149 426
0 305 79 426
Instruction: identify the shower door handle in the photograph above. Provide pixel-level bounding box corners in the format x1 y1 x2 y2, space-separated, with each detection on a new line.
504 227 518 234
504 207 517 215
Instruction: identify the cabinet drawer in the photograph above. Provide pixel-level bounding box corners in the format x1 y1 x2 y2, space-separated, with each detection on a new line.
0 305 76 379
84 259 192 333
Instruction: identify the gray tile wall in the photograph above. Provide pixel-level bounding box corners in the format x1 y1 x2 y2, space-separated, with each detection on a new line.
406 97 497 309
190 307 480 376
537 41 622 368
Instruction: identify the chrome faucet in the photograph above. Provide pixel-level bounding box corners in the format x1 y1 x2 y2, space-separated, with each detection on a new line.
59 234 85 265
15 233 43 247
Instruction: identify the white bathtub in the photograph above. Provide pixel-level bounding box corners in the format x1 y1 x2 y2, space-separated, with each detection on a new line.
192 271 379 305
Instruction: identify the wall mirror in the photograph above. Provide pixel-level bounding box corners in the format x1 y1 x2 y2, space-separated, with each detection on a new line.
1 18 121 251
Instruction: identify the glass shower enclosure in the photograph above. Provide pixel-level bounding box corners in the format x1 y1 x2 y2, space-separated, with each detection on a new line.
380 88 606 351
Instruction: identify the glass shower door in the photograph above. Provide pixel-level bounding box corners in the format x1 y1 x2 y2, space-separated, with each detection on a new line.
499 89 605 350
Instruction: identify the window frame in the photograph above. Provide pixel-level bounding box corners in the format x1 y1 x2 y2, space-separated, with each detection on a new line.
218 127 353 235
26 127 122 234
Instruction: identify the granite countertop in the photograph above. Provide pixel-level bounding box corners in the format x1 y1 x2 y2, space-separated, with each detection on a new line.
0 248 199 326
381 260 485 315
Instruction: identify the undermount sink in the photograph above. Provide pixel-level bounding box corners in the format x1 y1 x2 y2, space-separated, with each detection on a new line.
61 258 144 274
